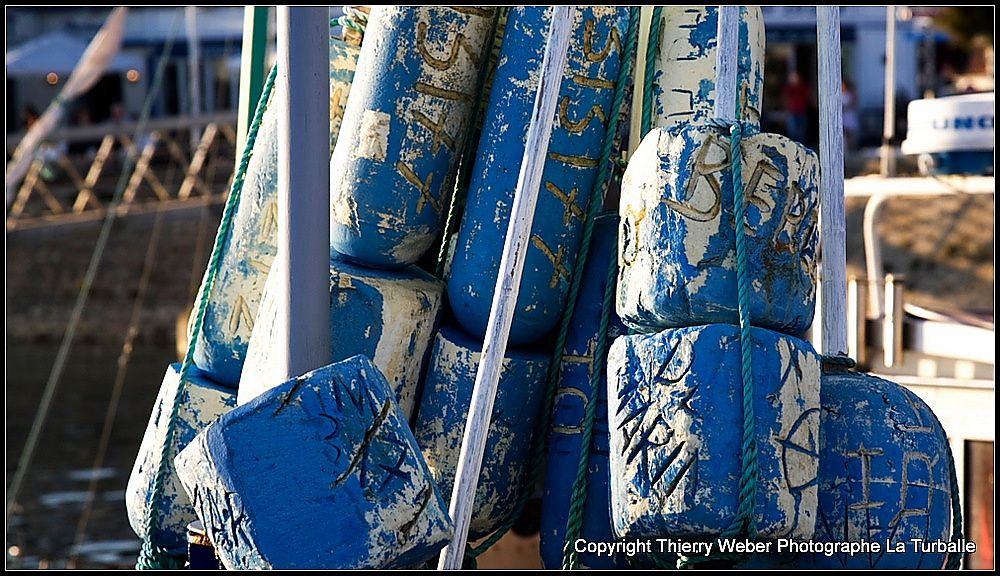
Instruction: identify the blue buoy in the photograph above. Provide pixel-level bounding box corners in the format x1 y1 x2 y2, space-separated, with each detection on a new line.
126 363 237 553
412 324 550 538
447 6 630 346
174 355 454 569
540 214 629 569
607 324 821 539
809 372 955 569
329 7 497 268
618 125 820 336
193 38 360 387
239 255 443 420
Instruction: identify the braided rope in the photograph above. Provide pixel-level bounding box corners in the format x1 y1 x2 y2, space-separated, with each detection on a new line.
639 7 663 137
556 9 639 570
723 122 759 541
435 8 505 278
462 7 640 564
561 229 620 570
675 120 756 570
136 64 278 570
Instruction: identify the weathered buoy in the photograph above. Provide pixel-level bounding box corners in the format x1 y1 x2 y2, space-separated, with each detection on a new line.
125 363 237 552
174 355 454 569
329 37 361 154
239 254 444 420
607 324 820 539
808 372 955 569
651 6 765 131
539 214 629 569
447 6 629 346
618 125 820 336
329 6 496 268
412 324 549 538
193 38 360 386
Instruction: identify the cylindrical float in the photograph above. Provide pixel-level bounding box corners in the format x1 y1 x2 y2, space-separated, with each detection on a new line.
174 356 454 569
618 125 820 336
125 363 237 552
540 215 629 569
607 324 821 539
238 255 443 420
193 38 360 386
329 6 496 268
651 6 765 131
447 6 630 346
808 372 954 569
329 37 361 154
412 324 550 538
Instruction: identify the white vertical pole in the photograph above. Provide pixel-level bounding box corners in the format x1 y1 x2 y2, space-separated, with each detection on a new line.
276 7 331 380
436 6 574 570
881 5 897 176
817 6 849 356
185 6 202 150
714 6 740 122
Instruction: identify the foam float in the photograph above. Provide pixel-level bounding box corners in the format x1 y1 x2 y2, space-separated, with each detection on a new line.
174 355 453 569
447 6 629 346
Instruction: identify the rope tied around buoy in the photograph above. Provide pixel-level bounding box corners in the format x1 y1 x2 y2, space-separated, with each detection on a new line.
673 118 761 569
136 64 278 570
451 7 639 569
559 8 639 570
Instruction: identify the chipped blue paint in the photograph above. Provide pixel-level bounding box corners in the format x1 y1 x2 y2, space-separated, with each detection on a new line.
238 255 443 419
618 125 820 336
412 324 549 538
539 214 629 569
327 255 443 419
806 373 953 569
125 363 236 552
174 356 453 569
652 7 765 130
193 39 359 387
607 324 820 539
329 6 496 268
447 6 629 346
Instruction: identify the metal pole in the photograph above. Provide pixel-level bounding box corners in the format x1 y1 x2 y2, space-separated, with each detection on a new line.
185 6 202 151
275 7 331 380
436 6 574 570
236 6 271 159
880 5 897 176
817 6 849 356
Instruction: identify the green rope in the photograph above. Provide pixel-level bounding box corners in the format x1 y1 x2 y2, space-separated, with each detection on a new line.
435 8 505 279
558 9 641 570
675 120 757 570
639 7 663 137
460 8 640 565
561 229 620 570
135 63 278 570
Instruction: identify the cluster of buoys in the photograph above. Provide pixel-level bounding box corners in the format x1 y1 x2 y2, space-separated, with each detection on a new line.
126 6 958 571
412 6 629 540
126 27 361 556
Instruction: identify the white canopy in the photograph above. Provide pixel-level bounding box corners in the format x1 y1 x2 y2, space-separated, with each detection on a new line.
6 32 144 77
